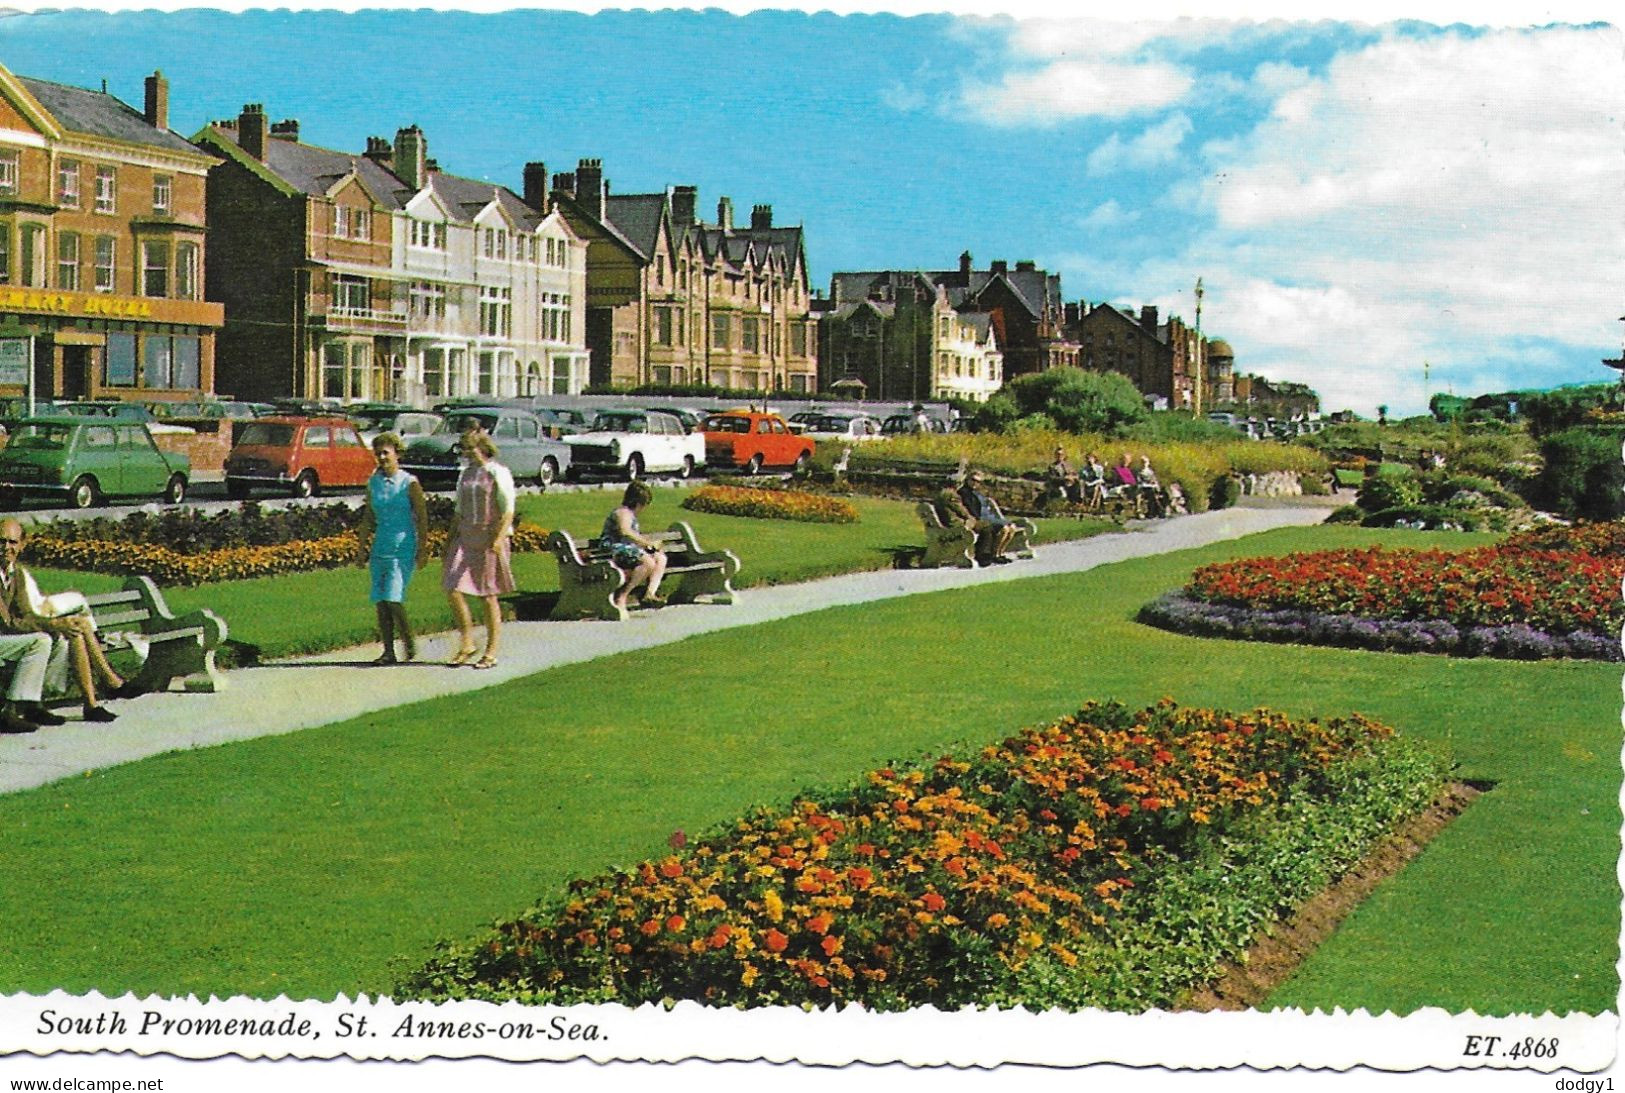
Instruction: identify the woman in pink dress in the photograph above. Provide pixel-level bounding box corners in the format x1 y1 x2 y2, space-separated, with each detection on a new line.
441 431 515 669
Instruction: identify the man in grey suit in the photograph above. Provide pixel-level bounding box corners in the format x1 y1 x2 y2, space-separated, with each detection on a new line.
0 519 65 733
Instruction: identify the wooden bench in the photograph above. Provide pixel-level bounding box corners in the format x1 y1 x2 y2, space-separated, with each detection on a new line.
77 576 228 695
915 502 1037 568
547 521 741 622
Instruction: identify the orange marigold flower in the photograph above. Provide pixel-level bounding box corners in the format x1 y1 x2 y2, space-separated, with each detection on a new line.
986 913 1010 929
708 925 733 949
847 867 874 889
763 928 790 953
659 860 684 879
1140 796 1162 811
806 912 835 935
921 891 947 912
666 914 686 933
821 935 843 957
640 919 661 936
944 857 967 878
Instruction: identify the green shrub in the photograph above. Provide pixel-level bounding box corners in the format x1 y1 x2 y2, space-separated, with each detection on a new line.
1209 475 1241 510
1324 504 1364 524
1003 368 1146 435
1357 471 1422 512
1121 414 1240 445
1359 505 1489 531
1533 427 1625 520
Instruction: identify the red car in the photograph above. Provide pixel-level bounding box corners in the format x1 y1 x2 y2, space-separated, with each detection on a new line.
702 411 815 475
224 416 375 498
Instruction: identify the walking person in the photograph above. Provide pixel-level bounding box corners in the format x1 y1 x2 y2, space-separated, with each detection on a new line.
360 433 429 665
602 481 668 612
442 431 515 669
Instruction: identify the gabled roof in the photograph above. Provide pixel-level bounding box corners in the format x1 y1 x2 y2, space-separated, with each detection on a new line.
603 193 668 259
16 74 203 158
427 170 541 230
205 125 411 208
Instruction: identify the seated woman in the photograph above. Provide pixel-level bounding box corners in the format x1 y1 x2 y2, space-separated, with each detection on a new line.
1135 455 1165 517
14 567 134 723
601 481 669 610
1079 453 1107 509
1045 447 1082 505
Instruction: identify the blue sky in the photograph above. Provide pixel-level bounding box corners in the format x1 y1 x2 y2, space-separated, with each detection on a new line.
0 8 1618 415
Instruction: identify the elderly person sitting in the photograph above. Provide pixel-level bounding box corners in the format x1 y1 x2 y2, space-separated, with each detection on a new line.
947 470 1018 564
1135 455 1165 517
1045 447 1083 505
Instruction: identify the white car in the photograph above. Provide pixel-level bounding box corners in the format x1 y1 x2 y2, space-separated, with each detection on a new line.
803 412 885 442
564 409 705 480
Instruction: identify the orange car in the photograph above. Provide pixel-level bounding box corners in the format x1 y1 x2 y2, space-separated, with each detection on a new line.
701 410 815 475
224 416 375 498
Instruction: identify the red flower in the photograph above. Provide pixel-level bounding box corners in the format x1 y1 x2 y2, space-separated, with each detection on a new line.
921 892 946 912
763 929 789 953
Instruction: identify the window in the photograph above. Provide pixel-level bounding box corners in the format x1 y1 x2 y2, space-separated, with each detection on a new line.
142 335 171 388
409 281 446 322
0 151 16 196
141 240 168 297
56 232 79 290
152 175 171 215
331 274 369 314
20 224 47 288
494 231 506 260
477 352 495 395
105 333 136 386
94 237 115 293
483 228 495 258
711 312 731 350
551 356 571 395
409 219 446 250
741 317 759 354
57 160 79 207
94 166 116 214
655 307 675 347
0 224 9 284
479 287 511 338
333 205 349 239
174 242 198 300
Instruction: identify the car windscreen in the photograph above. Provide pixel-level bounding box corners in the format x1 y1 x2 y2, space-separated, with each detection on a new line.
350 411 399 428
436 413 499 435
704 416 750 433
236 423 296 447
590 413 647 433
5 424 73 450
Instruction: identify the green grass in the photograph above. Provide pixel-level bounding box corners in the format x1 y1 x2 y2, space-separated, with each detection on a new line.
1 523 1614 1015
25 488 1118 661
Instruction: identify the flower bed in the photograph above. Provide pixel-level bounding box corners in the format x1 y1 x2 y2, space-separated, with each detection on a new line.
22 500 549 585
680 484 859 524
1146 525 1625 661
399 699 1445 1010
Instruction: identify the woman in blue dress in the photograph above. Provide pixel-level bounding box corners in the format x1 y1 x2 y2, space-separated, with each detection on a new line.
360 432 429 664
601 480 667 612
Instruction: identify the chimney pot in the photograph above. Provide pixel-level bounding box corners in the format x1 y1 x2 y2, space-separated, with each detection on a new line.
143 70 169 132
751 203 772 230
394 125 427 190
237 103 268 161
523 161 549 212
270 119 300 141
959 251 972 277
990 259 1008 275
1141 305 1159 331
1015 259 1036 272
575 159 605 221
717 196 733 231
670 185 698 228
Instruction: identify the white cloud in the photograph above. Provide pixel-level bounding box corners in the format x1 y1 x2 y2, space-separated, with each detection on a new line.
1086 113 1193 174
1079 199 1141 231
962 58 1193 124
1081 25 1625 416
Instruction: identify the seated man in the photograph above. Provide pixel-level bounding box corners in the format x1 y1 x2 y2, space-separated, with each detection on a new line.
957 470 1018 564
0 520 65 733
1079 453 1107 508
1045 447 1082 504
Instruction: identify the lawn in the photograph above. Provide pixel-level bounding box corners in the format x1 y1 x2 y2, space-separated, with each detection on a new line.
22 487 1120 661
1 523 1615 1015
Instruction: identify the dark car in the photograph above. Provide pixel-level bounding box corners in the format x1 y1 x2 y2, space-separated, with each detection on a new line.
0 416 189 508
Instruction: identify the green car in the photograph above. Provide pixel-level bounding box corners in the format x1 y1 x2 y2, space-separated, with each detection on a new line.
0 416 190 509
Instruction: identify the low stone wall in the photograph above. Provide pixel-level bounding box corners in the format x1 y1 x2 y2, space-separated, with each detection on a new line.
1240 470 1303 497
154 420 233 475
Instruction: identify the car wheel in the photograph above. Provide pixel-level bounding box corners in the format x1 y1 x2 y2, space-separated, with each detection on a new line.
793 450 811 472
678 455 695 480
163 474 187 505
69 475 98 510
744 453 763 476
226 478 251 501
292 471 319 499
538 457 559 487
625 454 644 481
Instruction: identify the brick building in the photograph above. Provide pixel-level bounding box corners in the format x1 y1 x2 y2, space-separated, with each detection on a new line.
0 63 222 403
1068 302 1209 412
195 108 587 404
551 161 817 392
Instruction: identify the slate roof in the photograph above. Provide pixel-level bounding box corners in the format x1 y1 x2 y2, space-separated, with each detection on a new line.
210 125 411 208
833 265 1060 322
603 193 667 260
18 75 203 157
427 170 540 229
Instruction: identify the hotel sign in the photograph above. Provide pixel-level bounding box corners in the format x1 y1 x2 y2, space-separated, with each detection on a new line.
0 288 223 328
0 338 27 386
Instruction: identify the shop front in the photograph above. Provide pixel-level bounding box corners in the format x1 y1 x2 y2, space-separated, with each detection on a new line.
0 286 222 406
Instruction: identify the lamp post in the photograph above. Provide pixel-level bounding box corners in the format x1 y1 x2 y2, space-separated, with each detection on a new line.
1603 315 1625 405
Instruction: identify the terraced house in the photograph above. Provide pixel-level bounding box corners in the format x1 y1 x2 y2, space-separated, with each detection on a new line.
552 160 816 392
196 108 587 404
0 63 222 403
1068 302 1211 413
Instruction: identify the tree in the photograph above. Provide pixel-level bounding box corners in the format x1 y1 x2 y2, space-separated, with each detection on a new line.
1377 404 1389 425
1002 368 1146 435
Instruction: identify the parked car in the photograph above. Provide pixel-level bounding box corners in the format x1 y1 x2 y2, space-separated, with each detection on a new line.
785 410 825 435
0 416 189 509
564 409 704 480
532 405 589 430
803 412 884 442
702 410 815 474
644 405 705 434
223 416 374 499
348 405 444 446
401 405 572 488
528 406 582 438
59 400 194 436
882 413 947 435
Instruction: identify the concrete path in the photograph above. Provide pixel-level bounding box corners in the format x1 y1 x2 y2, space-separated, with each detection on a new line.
0 498 1339 795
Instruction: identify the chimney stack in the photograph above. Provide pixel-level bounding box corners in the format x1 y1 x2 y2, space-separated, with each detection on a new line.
750 204 772 230
144 71 169 131
717 196 734 231
1015 259 1036 272
270 119 300 141
1141 305 1159 331
237 103 268 161
364 136 393 168
522 161 548 212
959 251 972 277
575 159 605 221
393 125 427 190
670 185 697 228
554 171 577 200
990 259 1008 275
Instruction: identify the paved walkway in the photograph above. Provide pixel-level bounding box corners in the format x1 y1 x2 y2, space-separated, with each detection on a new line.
0 498 1339 795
